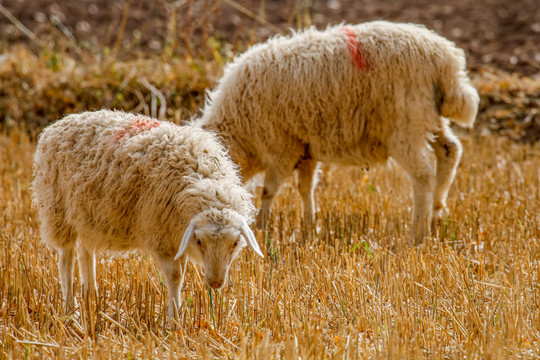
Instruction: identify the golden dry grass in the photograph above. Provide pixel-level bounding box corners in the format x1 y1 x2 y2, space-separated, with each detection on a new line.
1 124 539 358
1 3 538 357
0 46 222 134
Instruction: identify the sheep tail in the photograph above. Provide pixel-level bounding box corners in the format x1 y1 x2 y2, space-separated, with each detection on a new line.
438 75 479 128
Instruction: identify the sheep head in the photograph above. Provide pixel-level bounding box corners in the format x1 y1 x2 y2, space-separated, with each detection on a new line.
175 208 263 289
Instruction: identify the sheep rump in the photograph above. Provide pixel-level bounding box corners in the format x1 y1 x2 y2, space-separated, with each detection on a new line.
197 21 479 243
32 110 261 318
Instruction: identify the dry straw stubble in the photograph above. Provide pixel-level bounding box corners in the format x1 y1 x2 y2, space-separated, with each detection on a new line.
1 125 539 358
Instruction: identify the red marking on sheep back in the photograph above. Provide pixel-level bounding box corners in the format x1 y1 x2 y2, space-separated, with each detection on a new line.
132 116 160 132
342 27 368 71
114 116 160 140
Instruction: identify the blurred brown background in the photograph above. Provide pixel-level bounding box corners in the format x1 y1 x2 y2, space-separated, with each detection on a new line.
1 0 539 142
2 0 539 76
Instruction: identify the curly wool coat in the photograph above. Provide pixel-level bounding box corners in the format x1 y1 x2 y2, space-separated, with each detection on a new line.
196 21 479 243
33 110 259 317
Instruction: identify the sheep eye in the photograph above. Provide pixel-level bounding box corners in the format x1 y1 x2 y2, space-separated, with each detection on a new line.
232 240 239 248
196 239 202 247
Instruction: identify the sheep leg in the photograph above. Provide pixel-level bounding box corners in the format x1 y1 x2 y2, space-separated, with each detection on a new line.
392 147 435 244
256 170 287 230
409 174 435 244
296 159 320 225
77 244 97 299
157 255 188 320
432 127 462 224
58 246 75 310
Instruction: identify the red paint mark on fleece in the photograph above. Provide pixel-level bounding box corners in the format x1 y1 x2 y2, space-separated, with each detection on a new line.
114 116 161 140
341 27 368 70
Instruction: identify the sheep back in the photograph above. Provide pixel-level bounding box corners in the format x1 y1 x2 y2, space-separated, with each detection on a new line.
32 110 254 257
197 21 475 176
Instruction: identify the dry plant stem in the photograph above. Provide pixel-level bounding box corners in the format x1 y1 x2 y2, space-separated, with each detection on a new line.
112 0 132 56
222 0 281 34
138 78 167 119
0 4 43 46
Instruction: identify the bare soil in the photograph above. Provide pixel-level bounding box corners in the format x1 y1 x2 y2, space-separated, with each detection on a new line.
2 0 540 76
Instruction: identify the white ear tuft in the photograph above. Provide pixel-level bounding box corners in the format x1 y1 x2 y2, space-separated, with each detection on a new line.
240 218 264 258
175 218 196 261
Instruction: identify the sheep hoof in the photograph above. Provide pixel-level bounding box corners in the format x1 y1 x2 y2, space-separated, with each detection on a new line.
409 222 430 246
433 202 447 218
410 235 423 247
432 204 448 230
302 215 313 228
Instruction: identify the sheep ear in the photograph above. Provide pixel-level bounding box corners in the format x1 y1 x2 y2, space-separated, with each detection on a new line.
175 218 196 261
240 218 264 258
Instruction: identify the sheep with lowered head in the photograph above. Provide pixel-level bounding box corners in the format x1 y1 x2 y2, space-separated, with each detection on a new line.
32 110 263 319
196 20 479 243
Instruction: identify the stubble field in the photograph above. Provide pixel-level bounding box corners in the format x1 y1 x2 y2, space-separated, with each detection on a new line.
1 0 540 358
1 124 539 358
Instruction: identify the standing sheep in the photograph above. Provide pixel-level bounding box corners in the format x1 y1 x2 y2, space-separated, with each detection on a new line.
196 21 479 243
32 110 263 319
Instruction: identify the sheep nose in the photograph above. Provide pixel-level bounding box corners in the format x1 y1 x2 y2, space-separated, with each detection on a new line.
208 280 223 289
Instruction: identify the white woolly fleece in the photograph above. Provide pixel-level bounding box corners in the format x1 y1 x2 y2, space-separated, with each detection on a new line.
198 21 478 177
33 110 255 256
32 110 259 318
195 20 479 243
